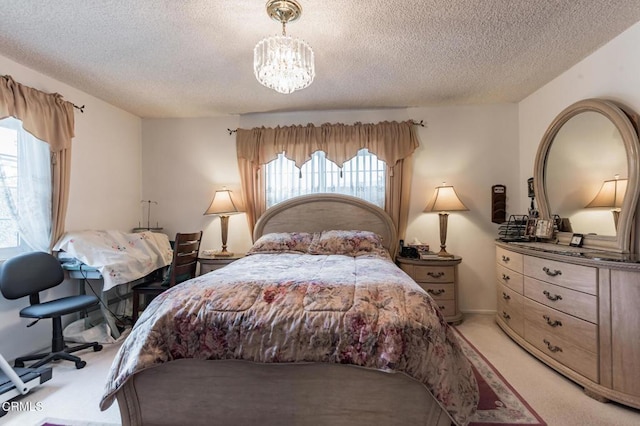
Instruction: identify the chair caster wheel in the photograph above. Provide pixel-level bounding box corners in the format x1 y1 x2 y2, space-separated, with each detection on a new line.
14 361 24 368
75 361 86 369
94 345 103 352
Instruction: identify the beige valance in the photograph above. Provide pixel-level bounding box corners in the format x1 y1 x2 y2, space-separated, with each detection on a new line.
236 120 419 168
1 75 75 152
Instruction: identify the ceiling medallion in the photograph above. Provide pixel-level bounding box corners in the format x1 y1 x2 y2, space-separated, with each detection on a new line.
253 0 315 94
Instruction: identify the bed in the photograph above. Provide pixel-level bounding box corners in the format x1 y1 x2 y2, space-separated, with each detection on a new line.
100 194 479 425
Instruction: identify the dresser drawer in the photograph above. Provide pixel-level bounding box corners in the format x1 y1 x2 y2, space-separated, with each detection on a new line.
418 283 455 300
412 265 454 283
524 256 597 295
497 281 525 309
524 298 597 353
496 247 523 273
496 263 524 294
524 321 598 382
497 295 524 337
524 277 597 323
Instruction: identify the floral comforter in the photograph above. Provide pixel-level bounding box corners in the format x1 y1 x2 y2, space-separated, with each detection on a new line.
100 253 478 425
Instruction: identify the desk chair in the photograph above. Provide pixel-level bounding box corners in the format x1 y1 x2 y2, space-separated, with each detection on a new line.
0 252 103 369
132 231 202 323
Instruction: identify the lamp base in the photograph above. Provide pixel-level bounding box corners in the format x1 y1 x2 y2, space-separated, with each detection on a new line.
214 251 234 258
437 249 454 258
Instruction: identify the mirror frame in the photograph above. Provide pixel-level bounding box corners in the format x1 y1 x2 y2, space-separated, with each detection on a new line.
533 98 640 253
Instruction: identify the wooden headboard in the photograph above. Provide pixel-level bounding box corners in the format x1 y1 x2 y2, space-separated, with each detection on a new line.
253 194 398 258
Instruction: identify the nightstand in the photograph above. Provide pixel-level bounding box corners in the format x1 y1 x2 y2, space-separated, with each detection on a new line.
396 255 463 324
198 254 245 275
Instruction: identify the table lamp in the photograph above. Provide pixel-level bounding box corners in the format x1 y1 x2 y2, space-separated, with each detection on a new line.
424 182 469 257
203 188 243 256
585 174 627 229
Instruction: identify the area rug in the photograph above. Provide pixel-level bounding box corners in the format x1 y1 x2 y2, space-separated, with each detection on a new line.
39 419 119 426
452 327 547 426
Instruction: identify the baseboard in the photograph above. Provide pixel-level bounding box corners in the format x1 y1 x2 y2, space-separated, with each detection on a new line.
460 309 496 315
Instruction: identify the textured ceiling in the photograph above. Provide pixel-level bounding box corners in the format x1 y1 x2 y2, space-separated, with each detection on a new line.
1 1 639 118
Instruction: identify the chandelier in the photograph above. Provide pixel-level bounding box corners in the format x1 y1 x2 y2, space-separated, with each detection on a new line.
254 0 315 94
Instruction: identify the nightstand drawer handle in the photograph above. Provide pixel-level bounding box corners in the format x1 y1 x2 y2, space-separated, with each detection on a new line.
502 292 511 300
501 273 510 281
502 311 511 320
543 315 562 327
542 266 562 277
427 288 445 296
427 271 445 279
543 339 563 353
501 255 510 262
438 305 446 310
543 290 562 302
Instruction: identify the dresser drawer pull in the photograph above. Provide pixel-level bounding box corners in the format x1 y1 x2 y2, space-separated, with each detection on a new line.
502 311 511 320
543 339 563 353
542 266 562 277
543 315 563 327
427 271 445 279
501 273 510 281
543 290 563 301
502 292 511 300
438 305 446 310
427 289 445 296
501 255 510 262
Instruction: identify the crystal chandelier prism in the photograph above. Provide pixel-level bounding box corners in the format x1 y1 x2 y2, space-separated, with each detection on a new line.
254 0 315 94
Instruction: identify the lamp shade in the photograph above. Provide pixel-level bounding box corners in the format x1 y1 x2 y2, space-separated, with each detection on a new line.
204 189 242 215
585 177 627 209
424 184 469 213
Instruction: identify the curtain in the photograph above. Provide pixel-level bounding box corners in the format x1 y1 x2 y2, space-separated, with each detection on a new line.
0 118 51 252
236 120 419 239
0 75 75 250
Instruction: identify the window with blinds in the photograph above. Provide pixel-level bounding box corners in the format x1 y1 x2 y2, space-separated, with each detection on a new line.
265 148 386 208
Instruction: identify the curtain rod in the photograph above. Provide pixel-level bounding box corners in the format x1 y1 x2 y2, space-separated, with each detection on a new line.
2 74 85 113
226 119 425 135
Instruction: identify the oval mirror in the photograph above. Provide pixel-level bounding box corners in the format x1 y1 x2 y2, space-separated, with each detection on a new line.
534 99 640 253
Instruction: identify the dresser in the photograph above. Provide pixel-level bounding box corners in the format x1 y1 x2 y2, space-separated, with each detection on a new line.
397 256 463 324
495 241 640 409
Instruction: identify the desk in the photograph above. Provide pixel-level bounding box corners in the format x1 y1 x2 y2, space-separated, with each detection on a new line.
62 263 123 339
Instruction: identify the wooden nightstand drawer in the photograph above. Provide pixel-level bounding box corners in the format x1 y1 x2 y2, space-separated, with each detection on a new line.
418 283 455 300
198 254 244 276
396 255 462 324
433 300 456 318
412 265 454 283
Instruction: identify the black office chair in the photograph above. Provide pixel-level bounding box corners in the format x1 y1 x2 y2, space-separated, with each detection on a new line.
0 251 103 369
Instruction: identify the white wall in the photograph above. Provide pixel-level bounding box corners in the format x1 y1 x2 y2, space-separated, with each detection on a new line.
141 116 246 253
143 105 520 315
519 22 640 216
0 54 142 361
407 104 519 313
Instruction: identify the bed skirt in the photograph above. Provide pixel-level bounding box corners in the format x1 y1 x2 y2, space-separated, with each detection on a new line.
115 359 454 426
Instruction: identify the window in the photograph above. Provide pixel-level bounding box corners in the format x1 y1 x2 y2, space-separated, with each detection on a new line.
0 117 51 259
265 148 386 208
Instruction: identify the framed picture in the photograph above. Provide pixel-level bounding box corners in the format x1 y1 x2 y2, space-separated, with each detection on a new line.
525 219 537 237
570 233 584 247
535 219 554 239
